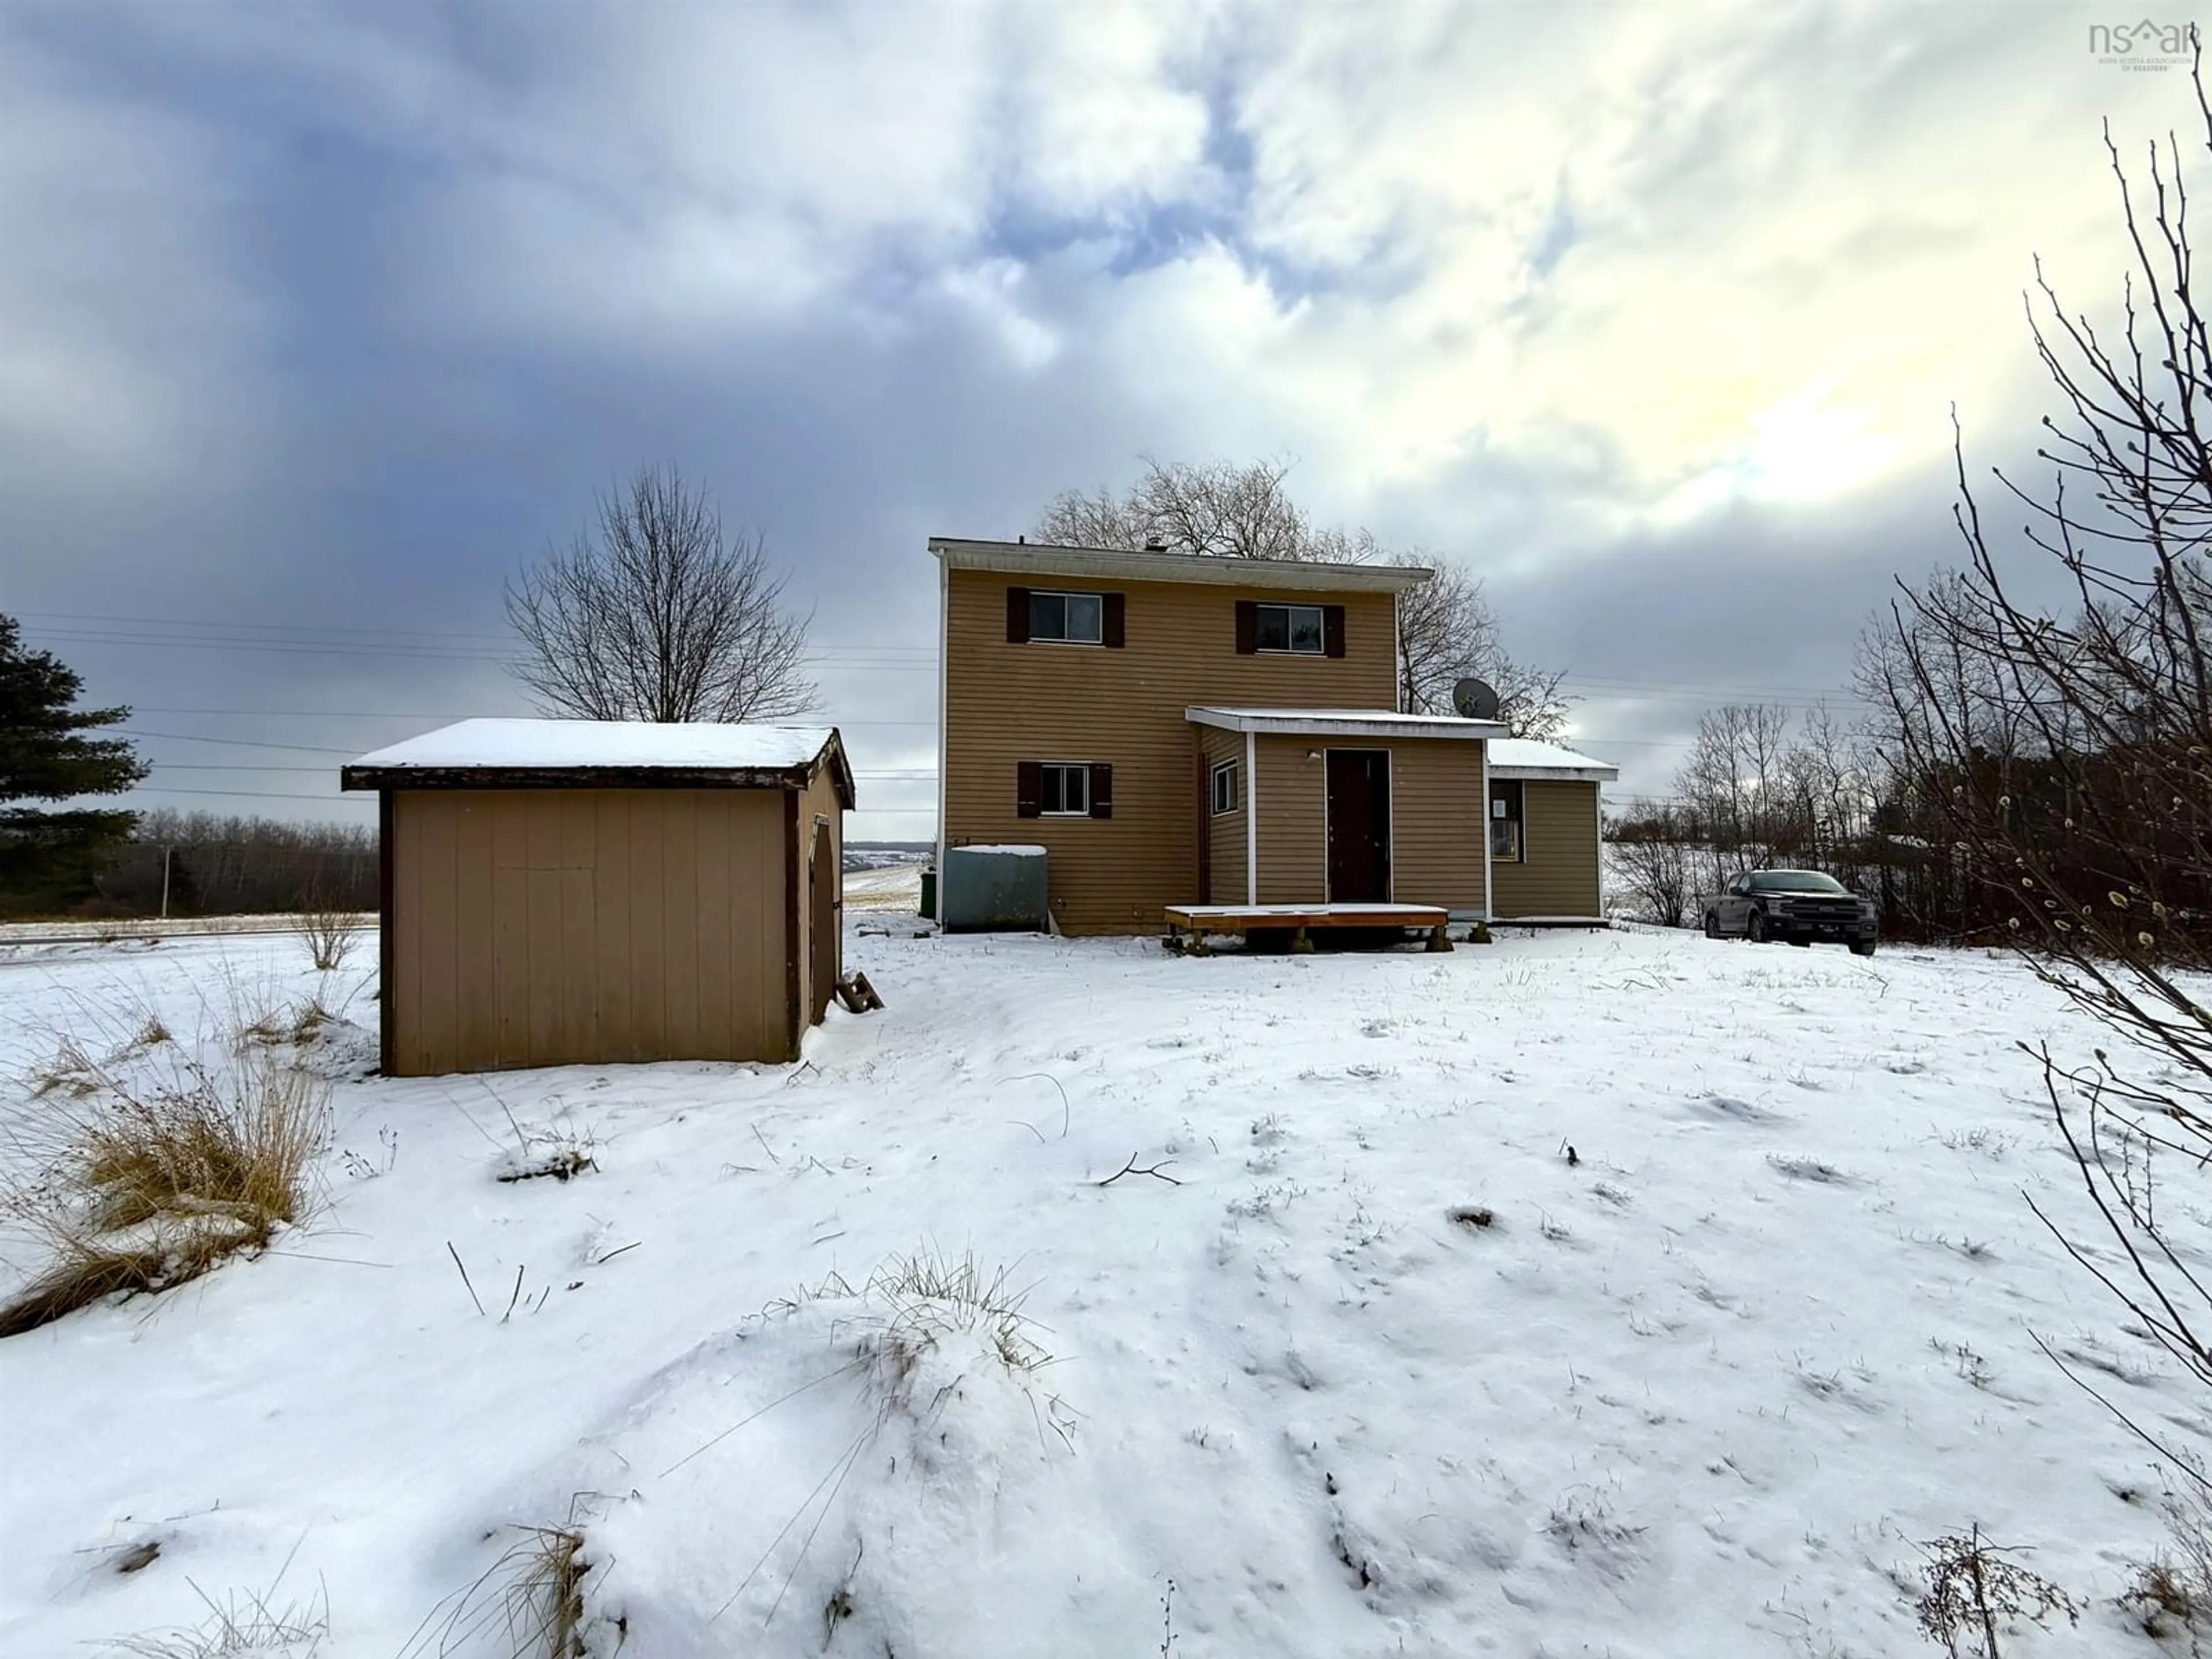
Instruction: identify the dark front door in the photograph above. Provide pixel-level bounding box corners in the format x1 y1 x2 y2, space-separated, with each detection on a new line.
1325 749 1391 903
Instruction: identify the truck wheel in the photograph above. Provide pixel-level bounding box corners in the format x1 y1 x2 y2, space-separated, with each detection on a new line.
1789 938 1810 948
1849 940 1877 957
1703 912 1720 940
1748 910 1767 943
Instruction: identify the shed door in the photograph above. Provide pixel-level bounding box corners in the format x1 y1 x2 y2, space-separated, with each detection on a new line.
810 819 838 1022
1326 748 1392 903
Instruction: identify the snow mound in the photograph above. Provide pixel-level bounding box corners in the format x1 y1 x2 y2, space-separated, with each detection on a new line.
567 1285 1112 1658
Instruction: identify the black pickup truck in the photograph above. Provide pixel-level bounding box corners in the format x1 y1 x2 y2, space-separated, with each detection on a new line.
1702 870 1878 955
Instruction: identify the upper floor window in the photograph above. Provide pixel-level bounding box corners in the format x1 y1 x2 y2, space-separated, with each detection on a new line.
1032 590 1102 643
1257 603 1324 654
1005 585 1125 647
1235 599 1345 657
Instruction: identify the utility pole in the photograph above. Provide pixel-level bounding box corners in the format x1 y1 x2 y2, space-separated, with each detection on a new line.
160 845 172 921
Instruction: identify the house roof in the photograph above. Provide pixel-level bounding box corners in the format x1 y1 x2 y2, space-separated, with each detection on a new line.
1485 738 1620 782
339 718 857 805
930 537 1433 593
1186 706 1507 740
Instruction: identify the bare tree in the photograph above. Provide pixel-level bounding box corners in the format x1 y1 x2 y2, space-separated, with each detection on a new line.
1032 456 1357 563
1864 51 2212 1497
1392 557 1573 738
506 466 818 723
1604 805 1697 927
1673 702 1796 889
1032 457 1571 735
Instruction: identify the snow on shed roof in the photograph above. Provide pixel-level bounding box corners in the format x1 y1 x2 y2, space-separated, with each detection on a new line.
1486 738 1619 781
340 718 854 804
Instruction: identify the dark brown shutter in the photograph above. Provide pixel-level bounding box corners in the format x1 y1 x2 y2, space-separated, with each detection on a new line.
1017 760 1043 818
1006 586 1031 643
1102 592 1126 649
1323 604 1347 658
1234 600 1258 654
1089 762 1113 819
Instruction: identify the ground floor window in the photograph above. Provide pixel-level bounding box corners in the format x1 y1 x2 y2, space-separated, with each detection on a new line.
1211 759 1239 815
1041 763 1089 816
1490 778 1523 860
1018 760 1113 819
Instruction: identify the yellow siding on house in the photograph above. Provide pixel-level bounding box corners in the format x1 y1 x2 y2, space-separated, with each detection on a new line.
1200 725 1246 905
1252 734 1327 903
1248 734 1486 910
1387 738 1488 913
389 787 793 1075
1490 780 1602 918
942 569 1399 933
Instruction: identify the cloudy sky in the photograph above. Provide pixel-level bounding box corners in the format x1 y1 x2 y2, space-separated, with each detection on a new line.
3 1 2189 839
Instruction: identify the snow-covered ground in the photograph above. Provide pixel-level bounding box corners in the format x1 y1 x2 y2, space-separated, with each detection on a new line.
0 922 2200 1657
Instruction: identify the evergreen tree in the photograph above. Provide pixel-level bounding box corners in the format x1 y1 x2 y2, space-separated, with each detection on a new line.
0 615 147 908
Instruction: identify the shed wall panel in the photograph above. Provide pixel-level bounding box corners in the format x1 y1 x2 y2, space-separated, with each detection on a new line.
389 788 793 1075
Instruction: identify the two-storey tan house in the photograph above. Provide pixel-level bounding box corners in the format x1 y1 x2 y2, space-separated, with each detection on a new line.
932 537 1616 936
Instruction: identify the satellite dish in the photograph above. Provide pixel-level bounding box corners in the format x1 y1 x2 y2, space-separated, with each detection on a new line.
1452 677 1501 720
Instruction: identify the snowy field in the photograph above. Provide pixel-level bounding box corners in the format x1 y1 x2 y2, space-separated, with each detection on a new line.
0 921 2200 1657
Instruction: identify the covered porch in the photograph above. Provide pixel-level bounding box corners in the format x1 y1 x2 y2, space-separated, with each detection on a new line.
1181 706 1502 944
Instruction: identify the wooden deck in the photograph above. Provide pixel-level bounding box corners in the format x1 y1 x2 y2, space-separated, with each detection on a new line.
1162 903 1452 955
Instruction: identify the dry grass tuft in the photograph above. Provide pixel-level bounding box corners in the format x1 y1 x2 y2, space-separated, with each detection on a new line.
403 1516 599 1659
864 1249 1050 1381
104 1581 328 1657
1 1036 329 1337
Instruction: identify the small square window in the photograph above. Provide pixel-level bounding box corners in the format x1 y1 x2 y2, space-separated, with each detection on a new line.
1030 590 1103 644
1255 603 1324 654
1211 760 1239 816
1490 780 1524 861
1041 762 1091 816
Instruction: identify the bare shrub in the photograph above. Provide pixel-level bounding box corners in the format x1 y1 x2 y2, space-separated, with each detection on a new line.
1914 1527 2078 1657
1 1036 329 1336
2126 1467 2212 1637
296 888 359 974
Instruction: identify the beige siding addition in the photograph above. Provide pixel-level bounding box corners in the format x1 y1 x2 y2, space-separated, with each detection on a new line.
1490 780 1601 918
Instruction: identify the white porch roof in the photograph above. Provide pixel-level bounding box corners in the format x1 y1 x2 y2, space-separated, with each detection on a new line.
1185 706 1506 740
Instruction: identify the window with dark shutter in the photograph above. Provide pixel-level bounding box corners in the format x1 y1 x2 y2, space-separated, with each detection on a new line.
1017 760 1043 817
1103 592 1126 649
1323 605 1347 658
1006 587 1032 644
1088 762 1113 819
1234 600 1258 654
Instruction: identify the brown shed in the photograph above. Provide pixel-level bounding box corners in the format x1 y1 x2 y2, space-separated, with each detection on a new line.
340 719 855 1077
